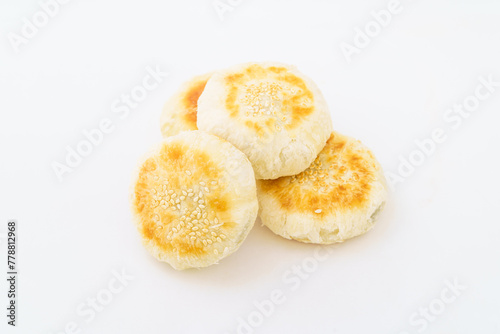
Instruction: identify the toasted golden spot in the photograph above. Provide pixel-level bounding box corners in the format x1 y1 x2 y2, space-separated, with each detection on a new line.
207 193 229 212
224 64 315 134
221 221 236 230
182 79 208 128
161 142 183 161
132 140 235 260
244 120 271 138
268 66 286 74
142 222 155 240
226 73 244 84
226 85 240 117
141 158 157 173
258 133 377 215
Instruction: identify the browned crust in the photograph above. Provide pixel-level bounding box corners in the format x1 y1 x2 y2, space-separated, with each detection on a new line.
258 132 378 216
132 141 234 258
181 78 209 128
223 64 315 137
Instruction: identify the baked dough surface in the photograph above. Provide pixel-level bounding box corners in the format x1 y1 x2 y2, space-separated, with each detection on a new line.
197 62 332 180
131 131 258 269
160 73 211 137
257 131 387 244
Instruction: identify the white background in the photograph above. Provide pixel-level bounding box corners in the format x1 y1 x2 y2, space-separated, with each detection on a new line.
1 1 500 333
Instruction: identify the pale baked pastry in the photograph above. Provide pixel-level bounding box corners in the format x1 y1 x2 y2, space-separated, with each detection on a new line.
197 62 332 180
257 131 387 244
160 73 212 137
131 131 258 270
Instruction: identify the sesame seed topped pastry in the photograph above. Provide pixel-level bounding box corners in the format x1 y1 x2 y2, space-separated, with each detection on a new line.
160 73 212 137
257 131 387 244
131 131 258 270
197 62 333 180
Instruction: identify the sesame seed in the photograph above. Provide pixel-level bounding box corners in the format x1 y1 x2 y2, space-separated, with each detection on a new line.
192 220 199 224
315 209 322 214
188 193 194 197
202 240 207 246
190 236 196 240
197 213 201 219
173 228 178 232
176 204 181 209
207 239 212 245
180 196 185 200
193 196 198 202
192 226 199 231
182 191 187 196
200 182 206 186
214 249 218 255
185 170 192 176
204 187 210 193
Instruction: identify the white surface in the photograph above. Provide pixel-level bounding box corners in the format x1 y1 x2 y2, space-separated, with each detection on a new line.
1 1 500 333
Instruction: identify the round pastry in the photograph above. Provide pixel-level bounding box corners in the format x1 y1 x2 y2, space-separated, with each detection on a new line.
160 73 212 137
131 131 258 270
257 131 387 244
197 62 332 180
